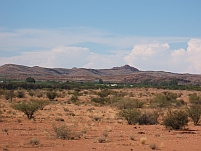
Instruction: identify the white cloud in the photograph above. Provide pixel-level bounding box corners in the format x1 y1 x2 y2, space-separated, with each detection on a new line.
84 51 127 69
0 46 90 68
124 39 201 74
124 43 171 71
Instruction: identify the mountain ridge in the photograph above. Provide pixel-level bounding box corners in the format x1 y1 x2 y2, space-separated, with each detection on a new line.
0 64 201 85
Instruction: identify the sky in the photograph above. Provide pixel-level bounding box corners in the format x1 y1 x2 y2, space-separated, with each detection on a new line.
0 0 201 74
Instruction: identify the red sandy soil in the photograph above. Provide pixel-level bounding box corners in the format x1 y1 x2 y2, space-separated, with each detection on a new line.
1 104 201 151
1 88 201 151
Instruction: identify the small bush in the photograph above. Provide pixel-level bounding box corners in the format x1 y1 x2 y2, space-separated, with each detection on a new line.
70 95 78 102
4 90 15 101
12 101 41 119
29 137 40 145
46 91 57 101
30 99 50 110
97 89 114 97
113 98 144 110
119 109 141 125
17 90 25 98
138 111 159 125
189 93 201 104
28 90 34 97
53 124 74 140
187 105 201 125
163 110 188 129
149 143 157 150
151 92 181 108
97 137 106 143
140 137 147 145
91 97 107 105
130 135 135 141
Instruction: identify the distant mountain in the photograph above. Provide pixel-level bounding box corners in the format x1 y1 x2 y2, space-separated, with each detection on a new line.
0 64 201 85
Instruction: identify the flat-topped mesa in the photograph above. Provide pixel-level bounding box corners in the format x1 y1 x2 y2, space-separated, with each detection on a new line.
112 65 140 72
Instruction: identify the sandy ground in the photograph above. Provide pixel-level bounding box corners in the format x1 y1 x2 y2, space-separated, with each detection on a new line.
1 88 201 151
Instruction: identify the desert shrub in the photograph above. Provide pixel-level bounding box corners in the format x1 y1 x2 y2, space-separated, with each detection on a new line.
163 110 188 129
97 137 106 143
35 90 43 98
149 143 157 150
0 89 6 96
30 99 50 110
187 105 201 125
140 137 147 145
151 92 181 108
17 90 25 98
46 91 57 101
97 89 114 97
189 93 201 104
29 137 40 145
91 97 107 105
12 101 41 119
70 95 78 102
4 90 15 102
113 98 144 110
28 90 34 97
119 109 141 125
53 124 74 140
138 111 159 125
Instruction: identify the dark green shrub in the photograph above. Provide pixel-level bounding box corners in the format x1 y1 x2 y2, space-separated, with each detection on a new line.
46 91 57 101
187 105 201 125
138 111 159 125
119 109 141 125
163 110 188 129
26 77 35 83
12 101 41 119
17 90 25 98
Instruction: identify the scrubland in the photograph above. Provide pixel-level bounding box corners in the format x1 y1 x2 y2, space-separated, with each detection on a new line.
1 88 201 151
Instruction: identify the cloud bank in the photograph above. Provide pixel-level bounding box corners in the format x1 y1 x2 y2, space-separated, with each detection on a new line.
0 27 201 73
124 39 201 73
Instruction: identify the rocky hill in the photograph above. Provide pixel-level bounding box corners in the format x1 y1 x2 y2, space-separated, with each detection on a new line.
0 64 201 85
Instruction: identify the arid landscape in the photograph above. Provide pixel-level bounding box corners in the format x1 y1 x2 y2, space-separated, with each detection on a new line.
1 64 201 85
1 87 201 151
1 1 201 151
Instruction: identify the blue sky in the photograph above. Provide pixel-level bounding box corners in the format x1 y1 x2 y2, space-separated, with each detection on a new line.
0 0 201 73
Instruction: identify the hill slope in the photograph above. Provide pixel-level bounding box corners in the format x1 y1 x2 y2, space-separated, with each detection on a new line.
0 64 201 85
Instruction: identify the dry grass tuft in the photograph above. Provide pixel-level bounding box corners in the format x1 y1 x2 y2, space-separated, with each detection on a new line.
29 137 40 145
140 137 147 145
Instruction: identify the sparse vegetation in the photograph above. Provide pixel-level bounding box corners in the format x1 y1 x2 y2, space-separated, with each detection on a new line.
46 91 57 101
163 110 188 129
187 105 201 125
149 143 157 150
113 98 144 109
140 137 147 145
138 111 159 125
53 124 74 140
151 92 181 108
1 83 201 150
12 101 41 119
29 137 40 145
119 109 141 125
16 90 25 98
